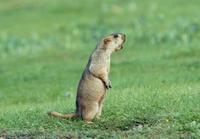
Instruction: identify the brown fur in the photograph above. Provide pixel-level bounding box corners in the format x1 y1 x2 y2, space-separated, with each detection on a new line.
48 33 126 123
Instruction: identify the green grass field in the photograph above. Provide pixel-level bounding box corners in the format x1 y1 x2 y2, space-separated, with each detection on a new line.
0 0 200 138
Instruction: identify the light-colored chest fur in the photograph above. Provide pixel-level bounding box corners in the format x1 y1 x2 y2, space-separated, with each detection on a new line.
89 49 111 74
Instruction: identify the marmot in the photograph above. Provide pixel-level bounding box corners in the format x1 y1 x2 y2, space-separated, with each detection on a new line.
48 33 126 123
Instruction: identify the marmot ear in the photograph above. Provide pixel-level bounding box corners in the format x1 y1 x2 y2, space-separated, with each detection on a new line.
103 38 111 45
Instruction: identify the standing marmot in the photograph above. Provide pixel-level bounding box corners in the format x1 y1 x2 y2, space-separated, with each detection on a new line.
48 33 126 123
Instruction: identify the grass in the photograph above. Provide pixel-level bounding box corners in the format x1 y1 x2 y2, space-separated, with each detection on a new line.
0 0 200 138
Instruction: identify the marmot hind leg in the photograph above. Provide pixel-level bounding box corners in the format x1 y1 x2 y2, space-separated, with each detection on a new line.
96 103 103 119
96 97 104 119
81 102 99 123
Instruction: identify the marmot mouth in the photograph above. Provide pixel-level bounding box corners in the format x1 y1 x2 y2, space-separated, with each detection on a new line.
115 45 123 51
119 44 124 49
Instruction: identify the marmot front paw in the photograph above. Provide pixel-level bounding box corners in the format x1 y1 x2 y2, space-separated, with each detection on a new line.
105 80 112 89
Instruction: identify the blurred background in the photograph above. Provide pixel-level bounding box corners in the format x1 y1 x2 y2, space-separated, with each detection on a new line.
0 0 199 57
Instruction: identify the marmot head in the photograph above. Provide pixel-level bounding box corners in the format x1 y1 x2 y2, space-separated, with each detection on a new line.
100 33 126 52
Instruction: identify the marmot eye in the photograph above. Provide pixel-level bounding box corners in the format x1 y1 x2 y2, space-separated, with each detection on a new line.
113 34 118 38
